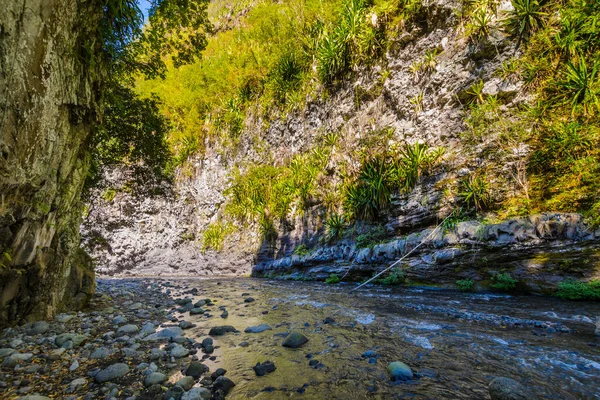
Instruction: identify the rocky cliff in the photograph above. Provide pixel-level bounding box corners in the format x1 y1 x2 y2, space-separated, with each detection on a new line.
82 0 600 291
0 0 99 326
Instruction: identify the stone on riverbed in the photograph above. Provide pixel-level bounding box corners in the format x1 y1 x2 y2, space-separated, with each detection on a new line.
489 377 538 400
185 361 209 379
282 332 308 348
143 327 184 341
66 378 87 393
25 321 50 335
176 376 195 391
91 347 112 359
181 387 212 400
244 324 272 333
0 348 15 358
213 376 236 396
190 308 205 315
94 363 130 383
387 362 413 381
253 361 276 376
116 324 139 337
144 372 167 386
209 326 237 336
170 345 190 358
179 320 195 329
55 333 88 347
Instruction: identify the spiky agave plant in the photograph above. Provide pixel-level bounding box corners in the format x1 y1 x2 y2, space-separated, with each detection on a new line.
325 213 348 240
503 0 548 48
556 55 600 117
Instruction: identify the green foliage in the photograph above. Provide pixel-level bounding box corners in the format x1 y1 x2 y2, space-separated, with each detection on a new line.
87 81 171 191
379 268 406 285
325 213 348 241
293 244 311 256
556 279 600 301
490 272 518 291
554 56 600 117
456 278 474 291
442 207 469 232
459 174 491 212
466 6 493 42
344 140 444 220
102 188 118 203
325 273 341 284
201 221 233 252
502 0 548 48
356 225 387 248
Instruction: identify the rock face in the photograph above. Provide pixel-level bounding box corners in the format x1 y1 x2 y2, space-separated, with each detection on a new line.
0 0 100 326
80 0 600 290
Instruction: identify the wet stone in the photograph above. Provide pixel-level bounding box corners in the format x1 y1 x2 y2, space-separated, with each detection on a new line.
489 377 538 400
175 376 195 390
244 324 272 334
213 376 236 396
209 326 237 336
387 362 413 382
179 321 194 329
189 308 204 315
282 332 309 348
144 372 167 386
185 361 209 379
253 361 276 376
181 387 211 400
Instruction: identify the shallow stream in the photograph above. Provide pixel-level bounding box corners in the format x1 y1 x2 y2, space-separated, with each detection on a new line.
162 278 600 399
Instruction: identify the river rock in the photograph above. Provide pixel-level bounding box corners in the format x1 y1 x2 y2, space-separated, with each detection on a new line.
171 345 190 358
55 333 88 347
185 361 209 379
181 387 211 400
209 326 237 336
253 361 276 376
163 385 184 400
213 376 236 395
595 317 600 336
176 298 192 305
0 348 15 358
95 363 130 383
25 321 50 335
244 324 272 333
66 378 87 393
387 361 413 381
176 376 195 390
179 321 194 329
91 347 111 359
144 372 167 386
116 324 139 337
489 377 537 400
282 332 308 348
143 327 184 341
190 308 204 315
244 297 255 303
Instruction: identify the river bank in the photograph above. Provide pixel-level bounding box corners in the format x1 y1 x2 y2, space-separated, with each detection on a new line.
1 278 599 399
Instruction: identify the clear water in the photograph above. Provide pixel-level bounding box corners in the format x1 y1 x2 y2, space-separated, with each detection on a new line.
162 278 600 399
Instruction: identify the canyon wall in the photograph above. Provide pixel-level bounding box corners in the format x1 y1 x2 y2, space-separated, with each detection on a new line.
82 0 600 291
0 0 99 326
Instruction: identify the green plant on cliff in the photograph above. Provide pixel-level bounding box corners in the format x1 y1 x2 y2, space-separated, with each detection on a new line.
356 225 387 248
459 174 491 212
490 272 518 291
201 221 233 252
379 268 406 285
325 273 342 284
556 279 600 300
456 278 474 291
502 0 549 49
325 213 348 241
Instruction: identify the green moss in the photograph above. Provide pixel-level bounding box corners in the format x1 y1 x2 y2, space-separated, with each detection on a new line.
456 278 474 292
556 279 600 301
490 272 518 292
325 273 341 284
293 244 311 256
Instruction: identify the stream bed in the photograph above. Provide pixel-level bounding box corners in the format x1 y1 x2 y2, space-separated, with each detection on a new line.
163 278 600 399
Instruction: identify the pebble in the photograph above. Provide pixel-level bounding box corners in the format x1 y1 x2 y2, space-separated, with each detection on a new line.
208 326 237 336
170 345 190 358
181 387 211 400
253 361 276 376
185 361 208 379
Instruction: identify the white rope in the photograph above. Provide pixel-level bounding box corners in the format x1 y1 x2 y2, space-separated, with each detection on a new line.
348 216 449 292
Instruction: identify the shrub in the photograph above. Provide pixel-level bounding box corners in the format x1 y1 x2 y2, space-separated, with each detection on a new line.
554 56 600 117
503 0 549 48
356 225 387 248
325 273 341 284
456 278 474 292
293 244 310 256
379 268 406 285
556 279 600 301
325 213 348 241
490 272 518 291
201 222 233 252
459 174 491 212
